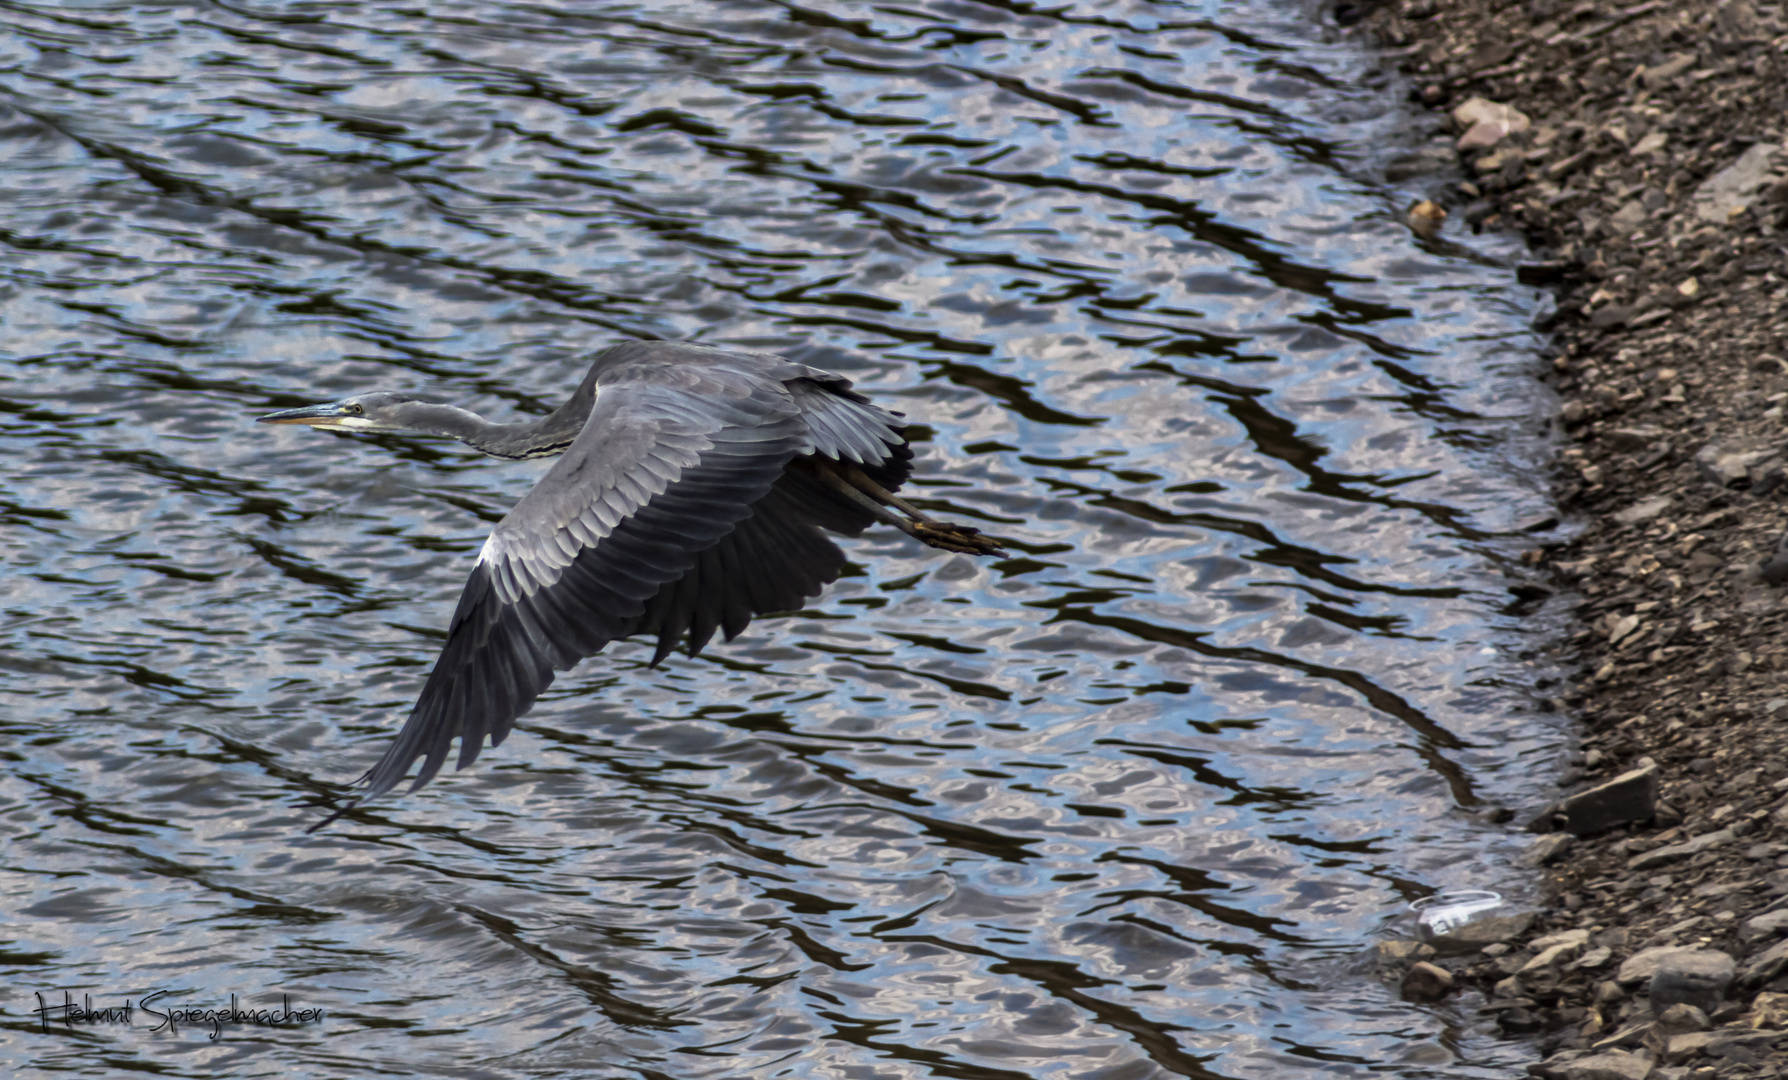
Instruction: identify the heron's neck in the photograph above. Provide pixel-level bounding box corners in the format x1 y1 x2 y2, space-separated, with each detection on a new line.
401 403 584 461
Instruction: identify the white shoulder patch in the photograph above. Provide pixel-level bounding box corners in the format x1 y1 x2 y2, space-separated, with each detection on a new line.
475 532 503 568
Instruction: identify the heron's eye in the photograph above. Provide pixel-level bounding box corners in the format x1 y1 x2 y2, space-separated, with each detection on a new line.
349 403 364 415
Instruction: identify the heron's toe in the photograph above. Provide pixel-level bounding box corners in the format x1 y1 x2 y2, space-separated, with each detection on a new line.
914 521 1007 556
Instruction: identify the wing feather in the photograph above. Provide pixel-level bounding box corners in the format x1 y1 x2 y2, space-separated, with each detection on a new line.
317 345 931 825
334 362 805 813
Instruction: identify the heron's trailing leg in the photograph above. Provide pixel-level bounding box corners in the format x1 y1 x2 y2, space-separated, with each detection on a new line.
806 459 1005 555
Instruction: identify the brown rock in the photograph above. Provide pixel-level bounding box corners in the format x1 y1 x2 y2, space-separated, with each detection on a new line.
1746 991 1788 1029
1451 96 1531 151
1656 1003 1711 1033
1536 763 1658 836
1523 833 1575 866
1401 960 1455 1001
1626 828 1735 872
1552 1049 1654 1080
1617 946 1705 987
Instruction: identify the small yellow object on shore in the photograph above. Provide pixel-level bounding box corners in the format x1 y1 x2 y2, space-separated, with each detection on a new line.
1677 277 1700 298
1748 991 1788 1030
1406 199 1448 236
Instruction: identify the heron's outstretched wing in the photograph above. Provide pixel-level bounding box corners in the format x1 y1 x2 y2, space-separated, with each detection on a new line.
630 376 915 664
329 353 910 821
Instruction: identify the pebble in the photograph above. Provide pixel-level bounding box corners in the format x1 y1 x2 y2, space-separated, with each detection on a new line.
1385 146 1457 181
1611 496 1672 525
1405 199 1447 236
1625 827 1735 872
1693 442 1773 488
1739 907 1788 945
1691 139 1785 224
1745 990 1788 1029
1523 833 1575 866
1450 96 1530 151
1663 1030 1720 1063
1522 934 1589 974
1655 1002 1710 1033
1546 1049 1654 1080
1739 936 1788 988
1638 53 1696 88
1758 530 1788 585
1401 961 1455 1001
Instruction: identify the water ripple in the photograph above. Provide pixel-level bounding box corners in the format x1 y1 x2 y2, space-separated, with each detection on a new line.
0 0 1557 1075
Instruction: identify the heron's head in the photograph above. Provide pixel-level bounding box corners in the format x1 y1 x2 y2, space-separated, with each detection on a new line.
258 392 436 433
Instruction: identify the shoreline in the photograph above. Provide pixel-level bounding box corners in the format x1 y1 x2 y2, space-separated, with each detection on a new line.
1345 0 1788 1074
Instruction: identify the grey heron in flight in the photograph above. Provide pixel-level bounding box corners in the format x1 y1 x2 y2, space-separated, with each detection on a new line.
260 341 1005 830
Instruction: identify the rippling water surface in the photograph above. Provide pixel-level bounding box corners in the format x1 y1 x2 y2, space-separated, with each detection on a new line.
1 1 1561 1075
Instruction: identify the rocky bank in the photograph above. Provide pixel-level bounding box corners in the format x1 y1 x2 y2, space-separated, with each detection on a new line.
1341 0 1788 1076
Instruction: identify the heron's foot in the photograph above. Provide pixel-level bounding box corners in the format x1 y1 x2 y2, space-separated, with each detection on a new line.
914 520 1006 555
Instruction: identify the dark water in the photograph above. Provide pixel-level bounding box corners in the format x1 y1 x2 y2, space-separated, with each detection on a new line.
0 1 1562 1076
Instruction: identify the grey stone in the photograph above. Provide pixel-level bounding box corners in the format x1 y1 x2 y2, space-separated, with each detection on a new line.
1602 427 1664 452
1532 1049 1591 1079
1705 1029 1784 1059
1541 764 1658 836
1618 945 1705 987
1591 1020 1655 1051
1695 442 1773 486
1758 530 1788 586
1649 950 1736 1014
1663 1030 1718 1062
1401 960 1454 1001
1639 53 1696 88
1608 201 1647 232
1627 828 1735 872
1590 302 1636 328
1739 936 1788 988
1554 1049 1655 1080
1613 496 1673 525
1655 1003 1710 1033
1522 930 1592 975
1532 928 1593 952
1692 140 1784 224
1739 907 1788 945
1452 97 1530 152
1523 836 1580 869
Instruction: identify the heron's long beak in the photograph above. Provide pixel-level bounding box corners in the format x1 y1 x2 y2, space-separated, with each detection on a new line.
259 402 365 428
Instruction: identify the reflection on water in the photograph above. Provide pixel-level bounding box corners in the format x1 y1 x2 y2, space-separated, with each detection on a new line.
0 1 1557 1076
